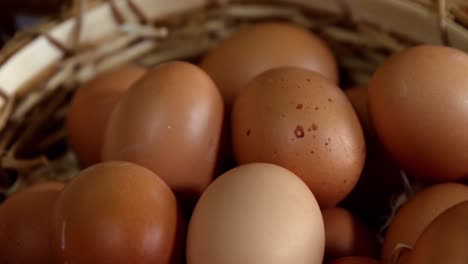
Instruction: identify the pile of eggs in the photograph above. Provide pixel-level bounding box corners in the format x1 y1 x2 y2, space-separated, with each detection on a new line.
1 21 468 264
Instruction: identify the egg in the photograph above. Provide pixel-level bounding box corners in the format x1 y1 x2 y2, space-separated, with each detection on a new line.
382 183 468 262
343 85 403 229
52 162 179 264
340 143 403 231
66 65 146 167
368 45 468 182
329 256 380 264
323 207 379 262
0 182 64 264
201 22 338 108
187 163 325 264
345 86 370 133
231 67 365 208
406 201 468 264
102 61 224 210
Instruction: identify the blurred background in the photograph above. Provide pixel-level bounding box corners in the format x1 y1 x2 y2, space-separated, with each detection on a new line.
0 0 68 46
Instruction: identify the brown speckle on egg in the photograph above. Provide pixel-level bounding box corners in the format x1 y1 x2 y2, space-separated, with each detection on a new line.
294 125 305 138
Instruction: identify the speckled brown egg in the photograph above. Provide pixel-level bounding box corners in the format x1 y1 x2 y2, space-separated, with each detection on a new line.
406 201 468 264
201 22 338 108
368 45 468 182
187 163 325 264
0 182 64 264
102 61 223 209
323 207 379 262
231 67 365 208
382 183 468 262
67 65 146 167
52 162 179 264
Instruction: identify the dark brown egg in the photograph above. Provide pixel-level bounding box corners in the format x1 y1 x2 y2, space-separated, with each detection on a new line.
368 45 468 182
323 207 379 262
52 162 179 264
66 65 146 167
0 182 64 264
201 22 338 108
231 67 365 208
102 61 224 210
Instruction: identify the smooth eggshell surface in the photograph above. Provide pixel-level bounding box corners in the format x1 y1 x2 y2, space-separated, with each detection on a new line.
66 65 146 167
406 201 468 264
201 22 338 108
187 163 325 264
368 45 468 182
0 182 64 264
52 162 178 264
103 61 224 205
323 207 379 262
382 183 468 262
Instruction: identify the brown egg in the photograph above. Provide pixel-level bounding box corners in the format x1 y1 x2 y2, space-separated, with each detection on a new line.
344 85 404 230
323 207 379 262
382 183 468 262
201 22 338 108
0 182 64 264
345 86 370 133
329 256 380 264
52 162 179 264
368 45 468 182
67 65 146 167
102 61 224 209
340 142 403 231
406 201 468 264
231 67 365 208
187 163 325 264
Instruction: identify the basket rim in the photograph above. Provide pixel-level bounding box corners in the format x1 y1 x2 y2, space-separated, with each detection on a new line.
0 0 468 108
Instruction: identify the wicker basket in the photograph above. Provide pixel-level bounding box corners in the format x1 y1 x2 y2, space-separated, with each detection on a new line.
0 0 468 263
0 0 467 232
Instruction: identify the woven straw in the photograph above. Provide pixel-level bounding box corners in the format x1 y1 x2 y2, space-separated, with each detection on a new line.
0 0 466 200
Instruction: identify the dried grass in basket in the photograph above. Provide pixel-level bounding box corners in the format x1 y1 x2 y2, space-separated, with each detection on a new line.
0 0 467 236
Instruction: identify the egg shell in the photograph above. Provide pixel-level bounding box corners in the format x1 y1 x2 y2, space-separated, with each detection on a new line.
186 163 325 264
340 143 403 231
345 86 370 134
406 201 468 264
201 21 338 108
323 207 379 262
368 45 468 182
102 61 224 209
0 182 64 264
52 162 179 264
66 65 146 167
329 256 380 264
382 183 468 262
343 84 404 229
231 67 365 208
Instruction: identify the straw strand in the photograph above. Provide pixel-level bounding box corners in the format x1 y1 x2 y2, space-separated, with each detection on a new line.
108 0 126 25
127 0 150 24
438 0 450 46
